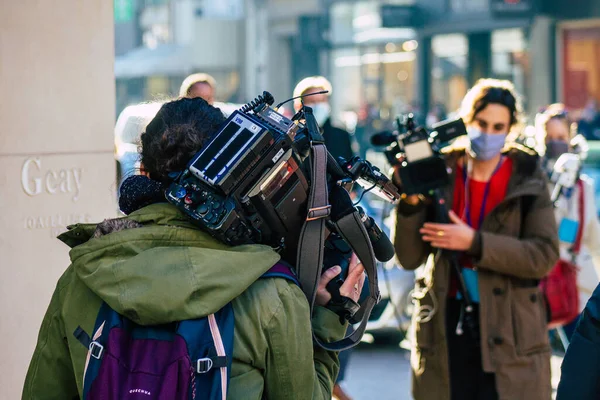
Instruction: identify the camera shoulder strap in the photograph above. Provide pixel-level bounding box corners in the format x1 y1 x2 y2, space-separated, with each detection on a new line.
295 142 380 351
296 142 330 308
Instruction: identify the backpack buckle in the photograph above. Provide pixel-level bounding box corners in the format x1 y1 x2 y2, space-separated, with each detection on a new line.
196 358 214 374
89 341 104 360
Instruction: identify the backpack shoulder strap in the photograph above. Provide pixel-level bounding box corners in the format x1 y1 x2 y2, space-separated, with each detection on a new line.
261 262 300 286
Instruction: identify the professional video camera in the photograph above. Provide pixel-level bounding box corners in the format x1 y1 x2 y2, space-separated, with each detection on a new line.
371 114 467 195
165 91 400 350
166 91 397 255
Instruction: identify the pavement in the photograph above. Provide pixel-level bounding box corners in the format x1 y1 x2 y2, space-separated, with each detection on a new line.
339 343 564 400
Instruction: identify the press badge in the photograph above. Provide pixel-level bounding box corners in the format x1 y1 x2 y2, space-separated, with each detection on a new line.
558 218 579 244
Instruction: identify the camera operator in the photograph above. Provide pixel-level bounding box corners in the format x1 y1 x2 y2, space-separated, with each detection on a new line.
23 97 365 400
394 79 559 400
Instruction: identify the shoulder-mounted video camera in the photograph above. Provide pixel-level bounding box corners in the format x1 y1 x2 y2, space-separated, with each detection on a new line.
165 91 400 350
371 114 467 195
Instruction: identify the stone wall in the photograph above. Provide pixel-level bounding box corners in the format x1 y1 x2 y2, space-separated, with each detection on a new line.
0 2 116 398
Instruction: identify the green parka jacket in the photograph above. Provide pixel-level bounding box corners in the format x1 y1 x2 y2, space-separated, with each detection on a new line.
22 203 346 399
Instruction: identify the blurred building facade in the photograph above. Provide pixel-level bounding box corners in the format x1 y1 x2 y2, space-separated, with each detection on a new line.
114 1 600 146
114 0 324 116
319 0 600 153
405 0 600 121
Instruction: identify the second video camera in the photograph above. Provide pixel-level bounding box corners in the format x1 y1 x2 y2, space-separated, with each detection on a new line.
372 114 467 195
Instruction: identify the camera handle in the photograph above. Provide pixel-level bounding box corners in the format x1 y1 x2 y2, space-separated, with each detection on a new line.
430 189 480 344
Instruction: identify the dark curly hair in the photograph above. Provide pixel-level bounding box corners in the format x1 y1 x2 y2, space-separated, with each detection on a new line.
460 78 523 133
140 97 225 182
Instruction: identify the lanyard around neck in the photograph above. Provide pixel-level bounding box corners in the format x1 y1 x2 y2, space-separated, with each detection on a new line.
462 156 504 229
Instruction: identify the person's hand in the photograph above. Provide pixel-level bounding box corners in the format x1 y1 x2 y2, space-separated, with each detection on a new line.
315 254 366 307
420 211 475 251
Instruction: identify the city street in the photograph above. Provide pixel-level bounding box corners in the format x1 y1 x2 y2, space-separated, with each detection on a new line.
342 343 564 400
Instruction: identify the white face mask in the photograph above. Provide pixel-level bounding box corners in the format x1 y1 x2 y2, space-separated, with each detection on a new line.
311 102 331 127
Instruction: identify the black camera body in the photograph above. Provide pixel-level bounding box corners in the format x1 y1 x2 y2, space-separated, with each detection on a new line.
166 92 398 349
167 92 398 263
373 115 467 195
166 106 309 254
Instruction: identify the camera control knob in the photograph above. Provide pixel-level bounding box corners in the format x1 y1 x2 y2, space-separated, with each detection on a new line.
196 204 209 216
174 186 187 199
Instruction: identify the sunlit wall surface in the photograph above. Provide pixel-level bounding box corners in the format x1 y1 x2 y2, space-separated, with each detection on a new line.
0 2 116 399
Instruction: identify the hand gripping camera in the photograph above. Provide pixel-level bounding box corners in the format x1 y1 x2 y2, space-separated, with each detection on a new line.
166 92 400 350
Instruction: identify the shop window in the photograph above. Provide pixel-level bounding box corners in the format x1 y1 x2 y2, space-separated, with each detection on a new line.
492 28 529 106
562 24 600 140
563 26 600 111
431 34 469 117
450 0 488 13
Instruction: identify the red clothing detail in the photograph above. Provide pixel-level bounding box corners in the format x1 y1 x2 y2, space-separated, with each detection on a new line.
448 157 513 297
452 157 513 230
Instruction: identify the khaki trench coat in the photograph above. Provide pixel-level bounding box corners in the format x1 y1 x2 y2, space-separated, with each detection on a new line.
394 148 559 400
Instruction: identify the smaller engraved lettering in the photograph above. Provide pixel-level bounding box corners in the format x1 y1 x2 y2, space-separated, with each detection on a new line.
129 388 152 396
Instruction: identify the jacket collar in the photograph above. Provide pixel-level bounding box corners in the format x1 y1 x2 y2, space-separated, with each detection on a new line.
58 203 197 248
442 146 545 211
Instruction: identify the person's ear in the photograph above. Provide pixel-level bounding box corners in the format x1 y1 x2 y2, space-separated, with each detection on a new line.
139 163 150 178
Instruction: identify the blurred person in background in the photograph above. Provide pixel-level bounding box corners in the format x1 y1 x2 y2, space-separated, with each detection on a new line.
293 76 355 400
23 97 365 400
394 79 559 400
537 104 600 341
293 76 354 163
179 72 217 104
426 102 448 127
577 98 600 140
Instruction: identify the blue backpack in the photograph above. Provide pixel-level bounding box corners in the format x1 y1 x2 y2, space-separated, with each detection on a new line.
72 263 298 400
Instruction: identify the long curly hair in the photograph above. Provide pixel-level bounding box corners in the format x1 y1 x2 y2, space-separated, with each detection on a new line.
140 97 225 182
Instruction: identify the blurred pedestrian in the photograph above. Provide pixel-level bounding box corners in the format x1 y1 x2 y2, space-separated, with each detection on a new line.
179 72 217 104
394 79 559 400
537 104 600 340
293 76 355 400
426 102 448 127
22 97 364 400
293 76 354 163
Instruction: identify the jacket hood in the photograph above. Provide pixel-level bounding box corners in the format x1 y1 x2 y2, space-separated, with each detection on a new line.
58 203 280 325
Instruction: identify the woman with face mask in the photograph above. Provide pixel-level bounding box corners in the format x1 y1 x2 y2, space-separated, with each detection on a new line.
394 79 559 400
537 105 600 341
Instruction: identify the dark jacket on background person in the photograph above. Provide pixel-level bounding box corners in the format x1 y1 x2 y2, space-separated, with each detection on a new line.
22 203 346 400
394 147 559 400
556 283 600 399
322 118 354 162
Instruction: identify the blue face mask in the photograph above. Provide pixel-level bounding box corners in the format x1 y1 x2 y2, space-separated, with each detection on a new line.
468 127 507 161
